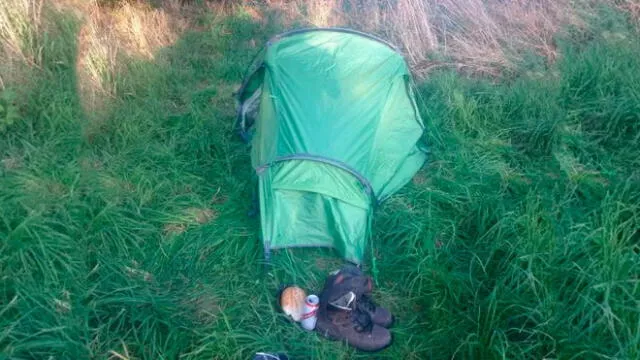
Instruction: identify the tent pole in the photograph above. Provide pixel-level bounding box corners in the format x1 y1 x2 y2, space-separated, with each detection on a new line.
263 240 272 274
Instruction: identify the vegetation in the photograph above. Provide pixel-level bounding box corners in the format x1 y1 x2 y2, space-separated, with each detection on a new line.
0 1 638 359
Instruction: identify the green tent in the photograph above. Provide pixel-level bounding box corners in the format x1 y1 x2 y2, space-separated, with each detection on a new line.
236 28 427 264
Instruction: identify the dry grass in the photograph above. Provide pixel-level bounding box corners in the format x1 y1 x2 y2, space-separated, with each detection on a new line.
0 0 189 113
111 1 185 59
427 0 582 75
615 0 640 25
300 0 344 27
389 0 437 68
68 0 188 113
0 0 631 86
265 0 345 26
74 5 119 112
0 0 43 65
0 0 44 87
266 0 587 76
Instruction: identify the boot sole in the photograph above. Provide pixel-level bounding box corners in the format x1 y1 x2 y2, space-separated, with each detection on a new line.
315 327 393 352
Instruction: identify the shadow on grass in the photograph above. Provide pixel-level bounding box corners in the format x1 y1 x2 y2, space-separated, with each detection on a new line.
0 4 308 359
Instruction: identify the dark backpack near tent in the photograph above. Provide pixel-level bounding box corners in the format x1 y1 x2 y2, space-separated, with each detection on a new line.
235 28 427 264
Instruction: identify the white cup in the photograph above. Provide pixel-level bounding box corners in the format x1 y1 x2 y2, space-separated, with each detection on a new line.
300 295 319 331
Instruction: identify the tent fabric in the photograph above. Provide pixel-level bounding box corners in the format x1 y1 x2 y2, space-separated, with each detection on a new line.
259 160 371 262
237 28 427 263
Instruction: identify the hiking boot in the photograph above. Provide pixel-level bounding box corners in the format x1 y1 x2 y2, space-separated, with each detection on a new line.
323 266 372 299
315 266 393 351
325 266 394 328
315 301 392 352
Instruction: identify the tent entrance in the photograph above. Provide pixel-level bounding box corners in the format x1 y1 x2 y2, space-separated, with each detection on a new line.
258 159 373 263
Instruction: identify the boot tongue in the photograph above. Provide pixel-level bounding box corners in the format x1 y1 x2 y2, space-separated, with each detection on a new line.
329 291 356 311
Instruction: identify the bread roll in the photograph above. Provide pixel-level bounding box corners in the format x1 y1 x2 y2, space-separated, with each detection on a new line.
280 286 307 322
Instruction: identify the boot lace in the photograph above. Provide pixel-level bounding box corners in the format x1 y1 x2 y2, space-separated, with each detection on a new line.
351 306 374 332
357 294 377 314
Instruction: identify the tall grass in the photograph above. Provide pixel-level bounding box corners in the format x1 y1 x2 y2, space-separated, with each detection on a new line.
1 0 639 359
70 0 188 118
269 0 587 75
0 0 43 67
374 19 640 355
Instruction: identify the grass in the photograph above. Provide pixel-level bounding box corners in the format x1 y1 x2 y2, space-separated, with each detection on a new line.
270 0 586 76
1 1 640 359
